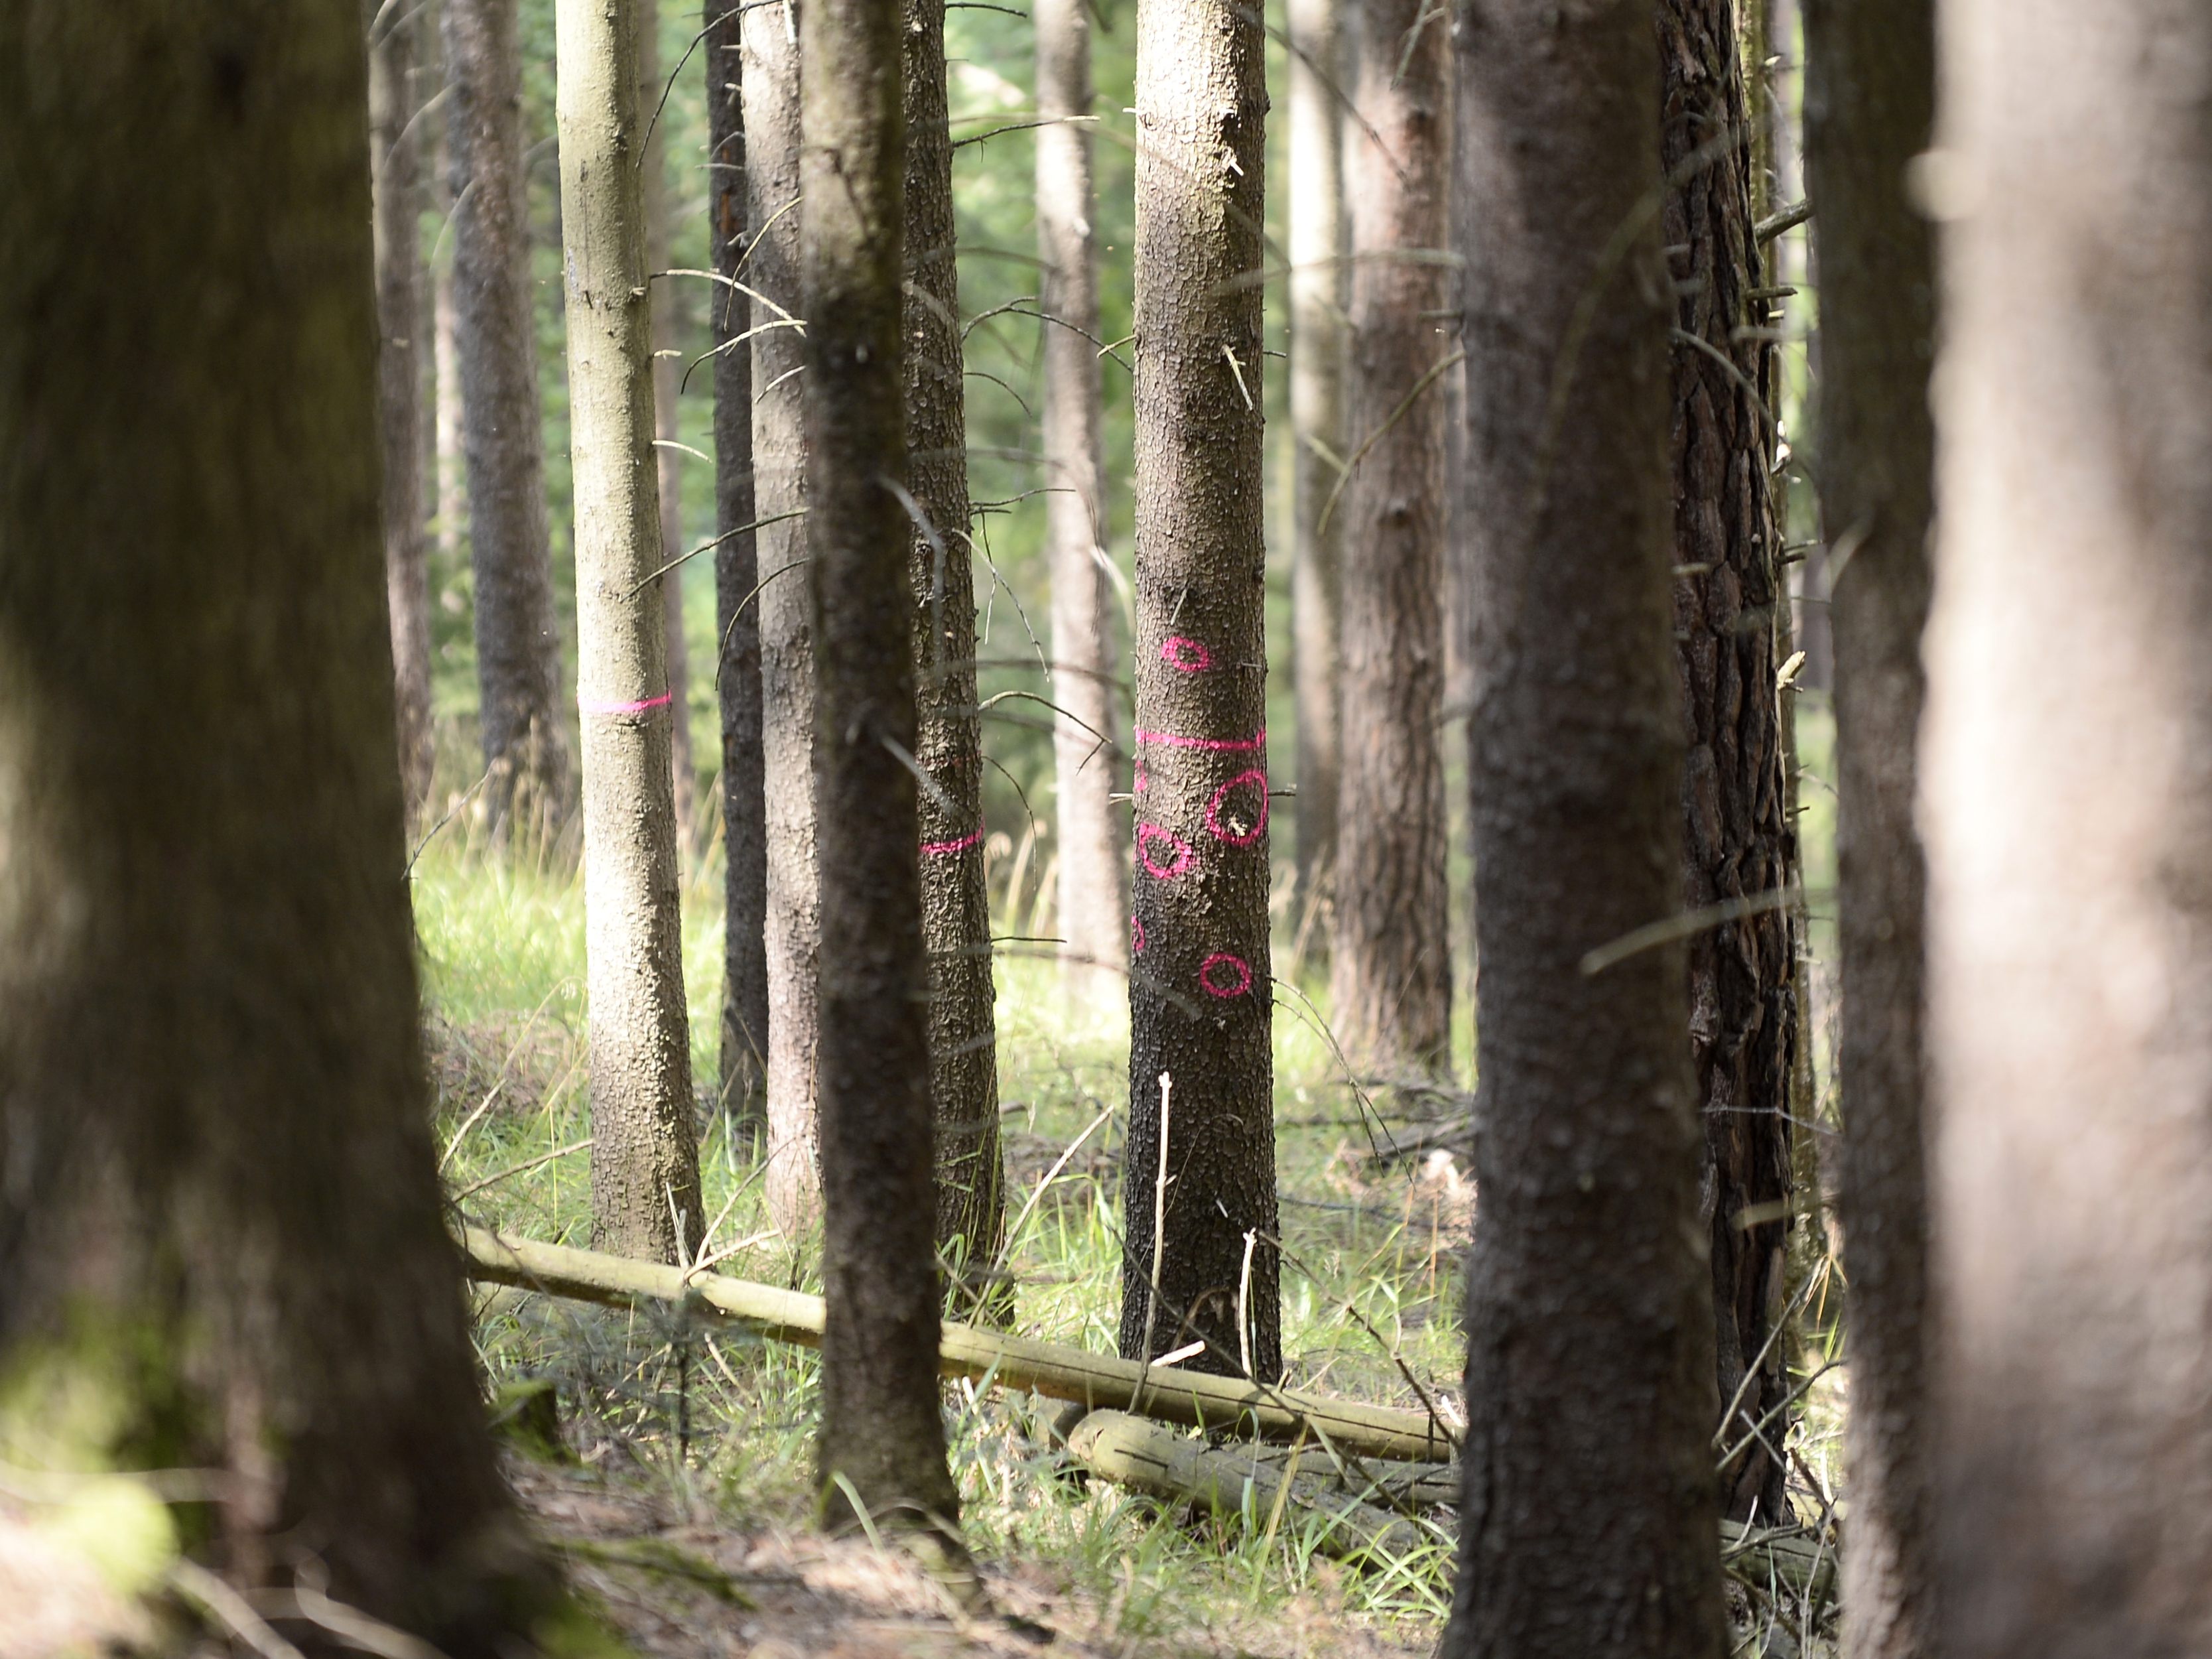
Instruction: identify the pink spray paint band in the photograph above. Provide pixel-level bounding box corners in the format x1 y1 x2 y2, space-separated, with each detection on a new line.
1159 636 1212 673
1133 724 1266 754
1203 768 1269 847
920 823 985 858
1199 952 1252 999
579 690 675 716
1131 913 1146 955
1137 823 1197 880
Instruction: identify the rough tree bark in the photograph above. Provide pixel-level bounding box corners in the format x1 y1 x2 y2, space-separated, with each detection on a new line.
1922 3 2212 1653
0 1 558 1642
803 0 963 1535
743 0 822 1234
1658 0 1797 1524
1801 1 1935 1654
432 68 468 566
1329 0 1453 1075
710 0 771 1129
1036 0 1128 1004
1443 4 1728 1655
1287 0 1345 931
1120 0 1281 1383
370 0 437 822
903 0 1004 1297
554 0 706 1265
445 0 571 837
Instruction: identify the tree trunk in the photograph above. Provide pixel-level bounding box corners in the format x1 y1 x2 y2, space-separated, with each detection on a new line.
802 0 962 1537
554 0 706 1265
1658 0 1798 1525
1329 0 1452 1075
1036 0 1128 1006
370 0 437 824
1801 1 1934 1654
432 96 468 566
641 13 698 840
1444 5 1727 1656
446 0 570 838
1922 3 2212 1652
0 1 556 1641
1120 0 1281 1384
710 0 771 1130
742 0 822 1234
1287 0 1345 936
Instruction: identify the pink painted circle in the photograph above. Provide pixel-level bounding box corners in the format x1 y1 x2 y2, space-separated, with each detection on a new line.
1138 823 1197 880
1199 953 1252 999
1203 769 1269 847
1132 913 1146 955
1159 635 1212 673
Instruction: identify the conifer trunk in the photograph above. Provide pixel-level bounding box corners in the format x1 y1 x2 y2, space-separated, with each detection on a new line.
803 0 963 1534
554 0 705 1264
1444 4 1726 1654
1120 0 1281 1382
0 1 554 1639
742 0 823 1233
1036 0 1128 1004
444 0 572 836
1329 0 1453 1075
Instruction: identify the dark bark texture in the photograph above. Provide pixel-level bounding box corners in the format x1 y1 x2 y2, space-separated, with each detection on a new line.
1658 0 1797 1524
369 0 436 823
1921 4 2212 1654
711 0 771 1129
0 1 554 1643
1120 0 1281 1384
902 0 1004 1300
1444 2 1728 1657
1801 1 1935 1654
803 0 962 1532
1329 0 1453 1075
445 0 572 836
742 0 823 1233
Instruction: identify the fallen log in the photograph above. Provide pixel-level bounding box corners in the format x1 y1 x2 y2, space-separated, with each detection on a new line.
461 1227 1459 1463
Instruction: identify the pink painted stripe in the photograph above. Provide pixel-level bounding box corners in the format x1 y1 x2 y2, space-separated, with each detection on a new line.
580 690 675 716
921 823 985 858
1133 724 1266 753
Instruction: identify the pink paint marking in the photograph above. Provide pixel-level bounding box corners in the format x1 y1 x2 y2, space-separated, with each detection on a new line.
1134 758 1148 795
1131 913 1146 955
921 823 985 857
1199 953 1252 999
1159 635 1212 673
580 689 675 716
1133 725 1266 754
1137 823 1197 880
1203 768 1269 847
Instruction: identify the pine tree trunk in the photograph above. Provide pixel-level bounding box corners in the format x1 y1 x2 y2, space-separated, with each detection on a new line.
803 0 963 1536
1444 5 1726 1655
1329 0 1452 1075
903 0 1004 1301
710 0 771 1130
1801 2 1934 1653
1120 0 1281 1383
1658 0 1798 1525
1287 0 1346 935
0 1 555 1639
445 0 571 839
1923 3 2212 1651
370 0 437 823
432 101 468 565
1036 0 1128 1005
641 13 698 840
742 0 822 1234
554 0 705 1265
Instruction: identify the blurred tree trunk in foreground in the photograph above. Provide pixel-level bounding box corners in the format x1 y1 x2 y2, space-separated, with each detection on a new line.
903 0 1004 1305
1036 0 1129 1006
710 0 771 1132
1331 0 1453 1075
1923 3 2212 1654
803 0 964 1540
554 0 705 1264
1803 0 1936 1652
1120 0 1281 1383
446 0 572 837
1659 0 1799 1524
744 0 824 1235
1447 1 1728 1652
0 0 557 1642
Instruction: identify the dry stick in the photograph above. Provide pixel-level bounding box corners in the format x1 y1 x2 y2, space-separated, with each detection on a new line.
1134 1071 1173 1412
1313 349 1466 537
450 1137 593 1202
